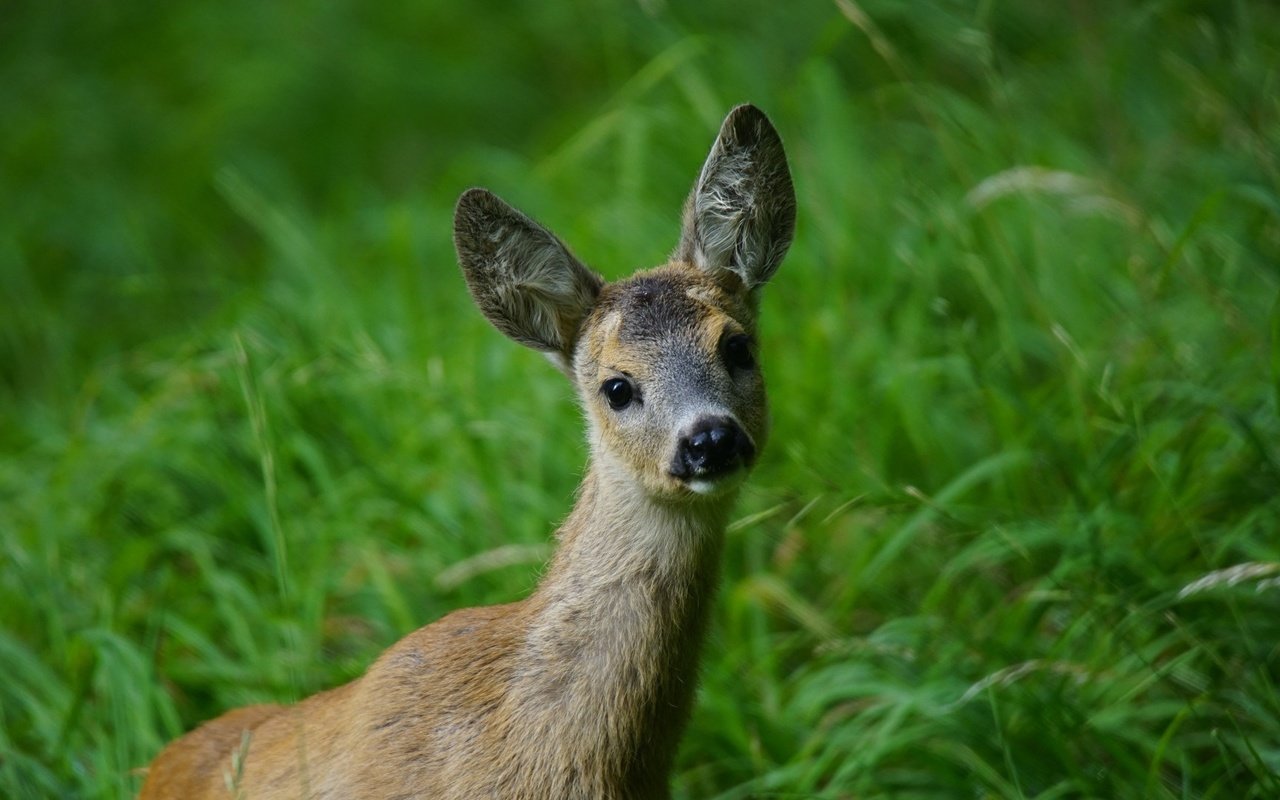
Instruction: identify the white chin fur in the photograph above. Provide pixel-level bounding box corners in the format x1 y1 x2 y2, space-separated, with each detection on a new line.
687 479 719 496
684 469 747 497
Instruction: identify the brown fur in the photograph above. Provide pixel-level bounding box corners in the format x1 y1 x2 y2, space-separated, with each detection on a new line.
139 105 795 800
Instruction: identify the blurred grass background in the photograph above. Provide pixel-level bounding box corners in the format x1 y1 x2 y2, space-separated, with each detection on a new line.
2 0 1279 797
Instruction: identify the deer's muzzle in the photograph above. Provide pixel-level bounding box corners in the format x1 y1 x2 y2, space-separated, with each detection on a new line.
670 416 755 482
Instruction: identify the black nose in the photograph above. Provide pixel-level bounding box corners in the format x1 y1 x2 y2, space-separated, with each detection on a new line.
671 417 755 481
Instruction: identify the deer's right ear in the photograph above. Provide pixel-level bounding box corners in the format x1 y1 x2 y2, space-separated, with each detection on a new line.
454 188 604 369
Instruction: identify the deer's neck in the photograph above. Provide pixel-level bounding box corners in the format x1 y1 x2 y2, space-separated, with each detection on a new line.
512 461 731 783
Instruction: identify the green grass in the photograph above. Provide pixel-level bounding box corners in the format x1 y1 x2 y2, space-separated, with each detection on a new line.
3 1 1279 797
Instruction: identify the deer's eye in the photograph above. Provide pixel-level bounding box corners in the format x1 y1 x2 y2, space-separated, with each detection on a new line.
723 333 755 371
601 378 635 410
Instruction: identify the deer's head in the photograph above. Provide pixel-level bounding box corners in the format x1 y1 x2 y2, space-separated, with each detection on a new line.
454 105 795 502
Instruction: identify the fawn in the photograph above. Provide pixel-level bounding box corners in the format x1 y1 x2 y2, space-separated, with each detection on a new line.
140 104 796 799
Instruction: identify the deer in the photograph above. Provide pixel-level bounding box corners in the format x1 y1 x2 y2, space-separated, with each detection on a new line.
139 103 796 800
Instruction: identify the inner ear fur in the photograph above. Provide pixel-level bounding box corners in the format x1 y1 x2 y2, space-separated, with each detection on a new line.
675 104 796 291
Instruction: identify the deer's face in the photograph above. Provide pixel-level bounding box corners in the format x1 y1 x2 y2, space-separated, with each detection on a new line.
575 266 766 500
454 104 794 503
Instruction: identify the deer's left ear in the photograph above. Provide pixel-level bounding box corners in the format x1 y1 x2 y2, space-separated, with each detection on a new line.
675 104 796 291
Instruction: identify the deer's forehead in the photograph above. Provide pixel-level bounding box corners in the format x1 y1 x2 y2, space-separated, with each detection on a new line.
589 269 746 346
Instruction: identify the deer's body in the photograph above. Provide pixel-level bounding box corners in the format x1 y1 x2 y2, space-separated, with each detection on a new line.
141 106 795 800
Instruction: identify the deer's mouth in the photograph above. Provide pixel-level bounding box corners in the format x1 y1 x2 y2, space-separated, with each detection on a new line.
680 468 752 498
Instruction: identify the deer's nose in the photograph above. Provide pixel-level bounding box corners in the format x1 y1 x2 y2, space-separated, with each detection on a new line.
672 417 755 481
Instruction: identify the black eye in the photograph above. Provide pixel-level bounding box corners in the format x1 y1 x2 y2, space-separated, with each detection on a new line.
601 378 634 410
723 333 755 371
